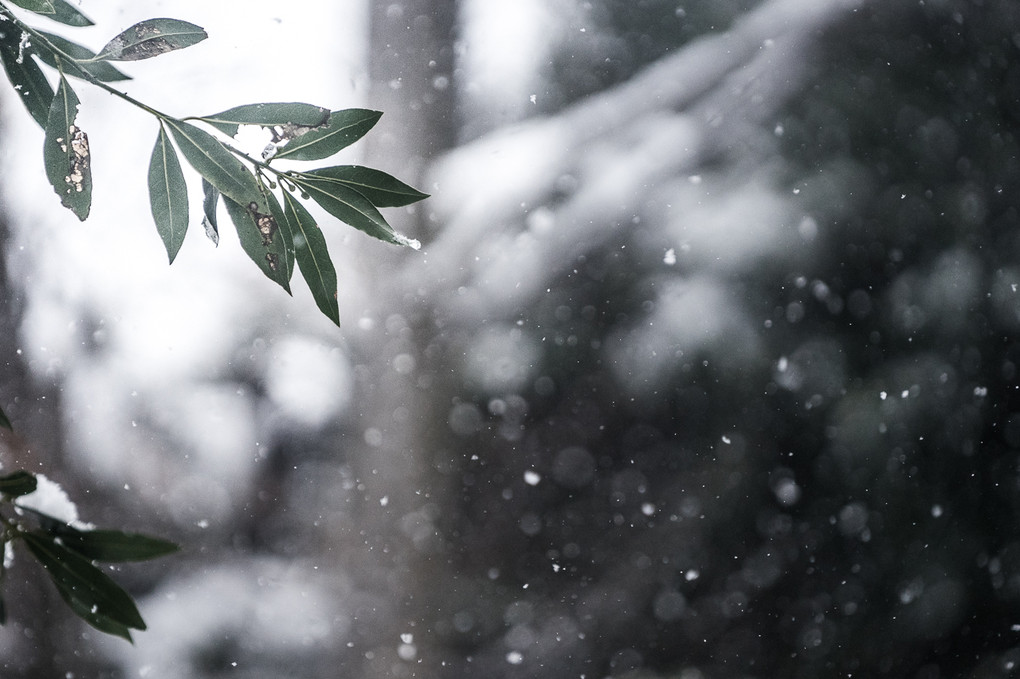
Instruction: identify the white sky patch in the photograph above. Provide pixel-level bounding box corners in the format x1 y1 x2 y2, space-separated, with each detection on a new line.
458 0 557 133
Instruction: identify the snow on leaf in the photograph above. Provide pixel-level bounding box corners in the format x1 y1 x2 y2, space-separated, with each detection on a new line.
43 74 91 220
94 18 207 62
15 473 84 526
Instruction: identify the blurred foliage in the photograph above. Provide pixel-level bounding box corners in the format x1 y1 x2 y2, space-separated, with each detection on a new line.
543 0 763 108
410 1 1020 678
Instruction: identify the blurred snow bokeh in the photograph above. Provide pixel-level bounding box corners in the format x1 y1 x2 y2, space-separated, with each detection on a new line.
8 0 1007 677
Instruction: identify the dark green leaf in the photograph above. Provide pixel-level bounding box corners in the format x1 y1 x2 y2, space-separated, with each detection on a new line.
273 109 381 162
0 29 55 128
35 32 130 82
201 179 219 246
0 552 5 625
264 187 295 281
292 174 399 245
281 191 339 325
48 0 93 27
95 18 207 62
223 194 293 293
0 404 11 430
304 165 429 208
43 74 91 220
22 532 147 635
46 526 179 562
6 0 55 14
196 102 330 138
164 118 262 209
148 125 189 263
0 470 36 497
62 593 135 642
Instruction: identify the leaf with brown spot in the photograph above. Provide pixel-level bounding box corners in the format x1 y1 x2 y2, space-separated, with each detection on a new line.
223 193 293 294
6 0 55 15
195 102 330 138
272 109 382 162
43 74 91 220
94 18 207 62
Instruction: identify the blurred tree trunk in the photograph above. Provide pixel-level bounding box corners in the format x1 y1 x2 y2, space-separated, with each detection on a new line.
344 3 460 679
367 0 458 238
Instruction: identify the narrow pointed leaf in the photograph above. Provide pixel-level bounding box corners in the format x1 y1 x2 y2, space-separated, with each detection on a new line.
164 118 262 209
0 404 11 430
292 175 399 245
0 470 36 497
62 594 134 641
35 32 130 82
196 102 330 138
43 74 91 220
22 532 147 632
0 29 54 128
273 109 382 161
264 188 296 282
6 0 55 14
48 0 93 27
223 195 293 293
94 18 207 62
305 165 429 208
281 191 339 325
201 179 219 246
45 525 179 562
148 125 189 263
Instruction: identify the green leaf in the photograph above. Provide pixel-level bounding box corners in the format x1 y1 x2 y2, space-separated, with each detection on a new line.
148 124 189 263
281 191 339 325
264 187 296 281
0 404 11 430
48 0 93 27
43 74 91 220
46 526 179 562
94 18 207 62
201 179 220 246
22 532 147 638
0 28 55 128
304 165 429 208
62 594 135 642
292 174 399 245
0 470 37 497
6 0 55 14
272 109 381 162
196 102 330 138
223 194 293 293
35 32 130 82
164 118 262 209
